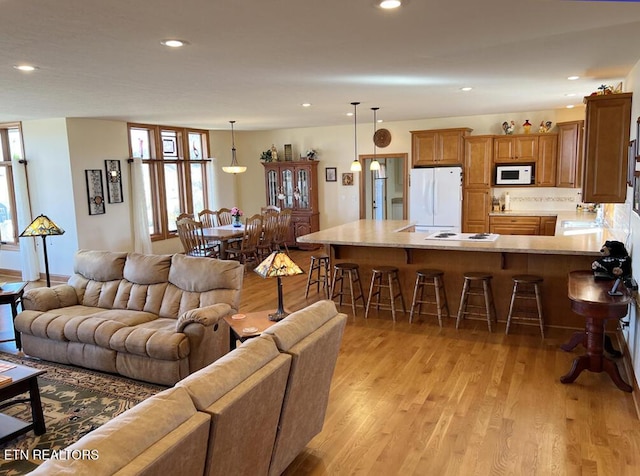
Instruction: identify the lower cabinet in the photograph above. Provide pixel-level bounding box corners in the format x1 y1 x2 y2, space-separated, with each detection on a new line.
489 215 557 236
291 212 320 250
463 189 491 233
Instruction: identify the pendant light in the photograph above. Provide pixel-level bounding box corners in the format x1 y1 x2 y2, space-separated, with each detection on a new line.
222 120 247 174
370 107 381 171
350 102 362 172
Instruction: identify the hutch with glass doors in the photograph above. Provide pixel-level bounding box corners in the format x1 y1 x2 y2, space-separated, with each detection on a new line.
263 161 319 250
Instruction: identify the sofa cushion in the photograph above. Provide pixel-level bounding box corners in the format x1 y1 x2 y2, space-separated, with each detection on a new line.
110 319 190 360
15 306 106 341
169 254 243 293
123 252 172 284
74 249 127 282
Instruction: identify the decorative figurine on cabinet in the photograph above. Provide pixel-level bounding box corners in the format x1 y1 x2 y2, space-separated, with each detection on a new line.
522 119 532 134
502 121 515 135
271 144 278 162
539 121 553 133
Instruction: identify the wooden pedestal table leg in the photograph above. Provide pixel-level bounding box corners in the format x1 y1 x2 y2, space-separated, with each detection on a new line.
560 331 586 352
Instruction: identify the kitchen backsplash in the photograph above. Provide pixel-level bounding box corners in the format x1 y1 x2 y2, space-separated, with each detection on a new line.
490 188 582 212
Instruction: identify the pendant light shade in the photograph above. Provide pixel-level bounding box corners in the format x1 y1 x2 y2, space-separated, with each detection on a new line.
370 107 381 171
350 102 362 172
222 120 247 174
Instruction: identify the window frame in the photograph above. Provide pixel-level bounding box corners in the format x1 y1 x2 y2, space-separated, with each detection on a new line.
128 123 210 241
0 122 22 249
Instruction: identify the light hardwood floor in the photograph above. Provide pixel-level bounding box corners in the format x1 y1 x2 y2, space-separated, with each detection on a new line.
2 251 640 475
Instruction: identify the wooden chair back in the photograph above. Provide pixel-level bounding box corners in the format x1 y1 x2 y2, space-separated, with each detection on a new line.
227 214 263 267
273 209 292 253
217 208 233 226
176 217 217 257
198 209 218 228
258 210 279 260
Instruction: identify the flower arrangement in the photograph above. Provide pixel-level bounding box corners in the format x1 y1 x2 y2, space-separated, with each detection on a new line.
231 207 243 218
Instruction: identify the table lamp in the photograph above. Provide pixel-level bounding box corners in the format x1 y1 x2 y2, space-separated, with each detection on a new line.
19 214 65 287
254 250 304 321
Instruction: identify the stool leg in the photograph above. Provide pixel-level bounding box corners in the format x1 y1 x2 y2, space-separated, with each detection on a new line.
483 280 493 332
365 273 377 319
305 259 315 298
388 273 396 322
409 276 422 323
348 271 358 317
505 281 518 335
395 273 407 315
434 277 443 328
323 261 331 299
534 283 545 338
456 279 470 329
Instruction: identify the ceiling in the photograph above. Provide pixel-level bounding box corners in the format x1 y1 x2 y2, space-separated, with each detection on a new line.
2 0 640 131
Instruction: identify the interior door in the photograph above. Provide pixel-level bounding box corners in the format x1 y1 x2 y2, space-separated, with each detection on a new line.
359 153 408 220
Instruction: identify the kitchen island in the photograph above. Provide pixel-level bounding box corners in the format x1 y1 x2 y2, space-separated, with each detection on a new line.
297 218 627 329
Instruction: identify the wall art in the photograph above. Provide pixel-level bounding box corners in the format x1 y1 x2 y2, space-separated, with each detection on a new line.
325 167 337 182
105 159 123 203
85 169 105 215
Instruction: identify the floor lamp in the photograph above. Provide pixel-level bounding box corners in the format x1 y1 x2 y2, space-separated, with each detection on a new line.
254 250 304 321
19 214 65 287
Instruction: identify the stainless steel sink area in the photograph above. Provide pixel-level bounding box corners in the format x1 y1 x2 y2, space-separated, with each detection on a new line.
561 220 600 228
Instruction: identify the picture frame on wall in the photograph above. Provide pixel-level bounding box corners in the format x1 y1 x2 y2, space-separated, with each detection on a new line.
105 159 123 203
325 167 337 182
342 172 354 186
85 169 105 215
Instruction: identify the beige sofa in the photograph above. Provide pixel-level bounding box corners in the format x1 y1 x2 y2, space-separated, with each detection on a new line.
15 250 244 385
29 300 348 476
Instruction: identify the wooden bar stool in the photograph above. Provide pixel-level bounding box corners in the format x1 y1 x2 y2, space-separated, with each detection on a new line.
365 266 407 322
330 263 366 316
305 253 331 298
456 272 497 332
505 274 544 337
409 269 449 327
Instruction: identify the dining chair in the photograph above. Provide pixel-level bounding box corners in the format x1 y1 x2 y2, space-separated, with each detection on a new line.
226 214 263 269
217 208 233 226
272 209 292 253
257 210 279 261
176 212 194 221
176 217 219 258
198 209 218 228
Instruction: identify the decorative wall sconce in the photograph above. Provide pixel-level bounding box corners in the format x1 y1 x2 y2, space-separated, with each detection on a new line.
85 169 105 215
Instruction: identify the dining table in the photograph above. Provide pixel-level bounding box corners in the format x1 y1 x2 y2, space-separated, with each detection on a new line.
202 224 245 259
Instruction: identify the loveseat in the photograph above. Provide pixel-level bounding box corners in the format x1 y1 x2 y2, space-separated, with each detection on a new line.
29 300 348 476
14 249 244 385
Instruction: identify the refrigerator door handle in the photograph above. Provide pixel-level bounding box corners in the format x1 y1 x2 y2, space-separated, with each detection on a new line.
433 178 438 214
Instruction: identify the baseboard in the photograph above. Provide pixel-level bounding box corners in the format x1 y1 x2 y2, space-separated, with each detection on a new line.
0 268 69 284
615 329 640 419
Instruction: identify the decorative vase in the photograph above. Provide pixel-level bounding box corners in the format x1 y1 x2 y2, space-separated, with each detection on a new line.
232 216 242 227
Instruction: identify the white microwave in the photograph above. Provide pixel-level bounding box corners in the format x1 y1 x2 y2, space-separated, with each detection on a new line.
495 164 534 185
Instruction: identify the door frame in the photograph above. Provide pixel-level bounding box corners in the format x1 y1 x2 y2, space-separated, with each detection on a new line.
358 153 408 220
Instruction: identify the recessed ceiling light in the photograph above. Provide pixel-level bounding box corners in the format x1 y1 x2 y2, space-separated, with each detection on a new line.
379 0 402 9
566 105 575 109
161 39 189 48
13 64 37 72
301 103 312 107
567 76 580 81
460 87 473 92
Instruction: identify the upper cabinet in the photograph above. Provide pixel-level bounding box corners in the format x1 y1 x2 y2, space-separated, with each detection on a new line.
411 128 472 167
556 120 584 188
493 135 538 163
582 93 632 203
463 135 493 188
536 134 558 187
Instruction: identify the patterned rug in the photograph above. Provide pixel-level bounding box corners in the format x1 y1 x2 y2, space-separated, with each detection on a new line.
0 353 166 475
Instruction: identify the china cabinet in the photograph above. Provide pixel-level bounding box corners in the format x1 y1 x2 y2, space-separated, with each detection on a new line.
263 161 319 249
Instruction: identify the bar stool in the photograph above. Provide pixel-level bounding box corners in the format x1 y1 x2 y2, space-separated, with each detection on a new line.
330 263 366 316
305 253 331 299
505 274 544 337
409 269 449 327
365 266 407 322
456 272 497 332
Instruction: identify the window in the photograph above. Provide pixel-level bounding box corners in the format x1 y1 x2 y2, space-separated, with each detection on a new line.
128 123 210 240
0 123 22 246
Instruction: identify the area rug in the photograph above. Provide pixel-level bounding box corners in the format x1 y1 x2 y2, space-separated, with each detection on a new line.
0 353 166 475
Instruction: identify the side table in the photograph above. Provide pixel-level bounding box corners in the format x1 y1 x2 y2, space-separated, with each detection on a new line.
223 310 285 350
0 282 28 351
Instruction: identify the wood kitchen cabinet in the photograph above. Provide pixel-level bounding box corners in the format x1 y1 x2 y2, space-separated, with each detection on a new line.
556 120 584 188
536 134 557 187
411 128 472 167
582 93 632 203
489 215 557 236
462 136 492 233
463 189 491 233
263 161 319 249
493 135 538 163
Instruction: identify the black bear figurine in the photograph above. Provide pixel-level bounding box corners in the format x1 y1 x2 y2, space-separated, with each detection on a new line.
591 240 632 280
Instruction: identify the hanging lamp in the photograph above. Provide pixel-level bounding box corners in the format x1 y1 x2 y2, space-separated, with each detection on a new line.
350 102 362 172
222 120 247 174
370 107 381 171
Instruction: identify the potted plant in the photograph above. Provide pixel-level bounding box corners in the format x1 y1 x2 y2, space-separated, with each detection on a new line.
260 150 273 162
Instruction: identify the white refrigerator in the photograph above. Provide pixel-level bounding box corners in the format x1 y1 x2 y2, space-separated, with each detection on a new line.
409 166 462 232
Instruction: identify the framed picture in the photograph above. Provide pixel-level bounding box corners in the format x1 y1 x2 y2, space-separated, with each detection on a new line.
105 159 123 203
162 136 177 157
284 144 293 162
342 172 354 186
325 167 337 182
634 173 640 215
85 169 105 215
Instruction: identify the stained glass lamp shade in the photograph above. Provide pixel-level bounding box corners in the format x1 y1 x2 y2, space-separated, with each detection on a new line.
254 251 304 321
19 214 65 287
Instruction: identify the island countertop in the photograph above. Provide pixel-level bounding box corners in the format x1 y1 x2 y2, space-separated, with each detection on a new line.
296 218 625 256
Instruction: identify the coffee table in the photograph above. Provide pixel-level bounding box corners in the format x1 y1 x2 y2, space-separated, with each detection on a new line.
0 360 47 444
223 310 286 350
0 282 28 350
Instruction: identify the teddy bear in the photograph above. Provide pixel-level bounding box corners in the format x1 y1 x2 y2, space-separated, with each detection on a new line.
591 240 632 279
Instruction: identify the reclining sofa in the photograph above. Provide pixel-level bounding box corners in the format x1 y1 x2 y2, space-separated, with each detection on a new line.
14 249 244 385
29 300 348 476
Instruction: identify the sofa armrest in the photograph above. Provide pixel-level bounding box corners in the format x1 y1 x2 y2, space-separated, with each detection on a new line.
176 303 233 332
22 284 79 312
